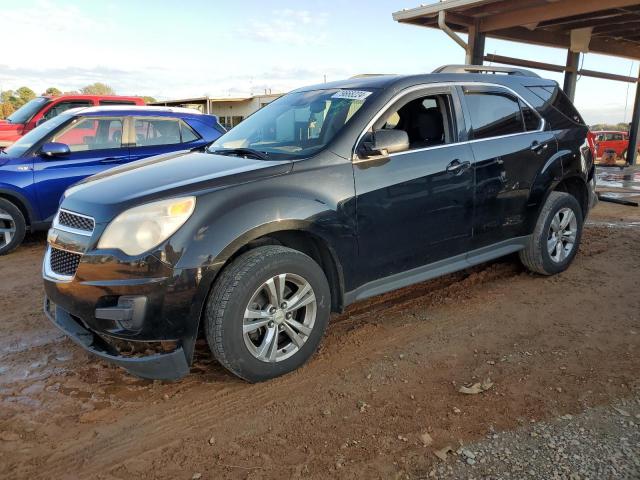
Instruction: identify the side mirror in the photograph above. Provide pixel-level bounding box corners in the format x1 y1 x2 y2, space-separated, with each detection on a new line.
360 129 409 158
40 142 70 158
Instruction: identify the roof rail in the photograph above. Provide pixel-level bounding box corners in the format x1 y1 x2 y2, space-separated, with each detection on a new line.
433 64 540 78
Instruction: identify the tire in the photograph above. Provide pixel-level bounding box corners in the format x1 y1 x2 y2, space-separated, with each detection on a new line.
519 191 583 275
204 245 331 382
0 198 26 256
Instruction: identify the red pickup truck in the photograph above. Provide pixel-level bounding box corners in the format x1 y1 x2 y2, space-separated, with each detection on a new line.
0 94 144 148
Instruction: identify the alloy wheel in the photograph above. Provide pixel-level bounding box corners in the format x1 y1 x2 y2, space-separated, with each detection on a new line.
547 207 577 263
243 273 317 363
0 208 16 249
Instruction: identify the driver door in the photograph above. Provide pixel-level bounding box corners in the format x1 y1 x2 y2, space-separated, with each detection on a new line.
33 116 129 222
352 86 475 285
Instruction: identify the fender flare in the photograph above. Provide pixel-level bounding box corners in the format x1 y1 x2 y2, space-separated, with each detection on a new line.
0 186 37 226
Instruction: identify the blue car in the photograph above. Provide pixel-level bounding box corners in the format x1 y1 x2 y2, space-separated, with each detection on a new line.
0 106 224 254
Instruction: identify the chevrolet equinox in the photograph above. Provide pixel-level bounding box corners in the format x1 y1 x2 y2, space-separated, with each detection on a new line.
43 65 597 382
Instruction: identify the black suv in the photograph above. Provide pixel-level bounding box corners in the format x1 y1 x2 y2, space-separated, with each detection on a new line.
43 65 596 382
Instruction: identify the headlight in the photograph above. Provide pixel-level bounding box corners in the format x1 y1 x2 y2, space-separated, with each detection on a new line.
98 197 196 256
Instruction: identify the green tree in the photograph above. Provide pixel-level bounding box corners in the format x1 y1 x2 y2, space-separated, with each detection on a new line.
142 96 157 104
0 102 15 119
80 82 115 95
16 86 36 103
0 90 15 105
44 87 62 96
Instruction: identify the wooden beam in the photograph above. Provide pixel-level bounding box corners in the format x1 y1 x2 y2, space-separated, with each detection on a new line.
392 0 497 22
539 10 627 29
592 21 640 36
579 68 638 82
484 54 567 73
485 53 638 82
487 25 640 59
479 0 640 32
590 36 640 58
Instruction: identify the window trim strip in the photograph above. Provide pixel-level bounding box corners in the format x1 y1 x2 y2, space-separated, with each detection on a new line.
352 81 546 162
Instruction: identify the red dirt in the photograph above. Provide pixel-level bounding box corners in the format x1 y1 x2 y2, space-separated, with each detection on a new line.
1 200 639 479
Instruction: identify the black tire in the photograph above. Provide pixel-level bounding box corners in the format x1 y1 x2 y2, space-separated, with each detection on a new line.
0 198 26 256
519 191 583 275
204 245 331 382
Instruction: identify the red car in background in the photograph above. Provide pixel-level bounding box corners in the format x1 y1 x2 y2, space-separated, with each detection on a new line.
0 94 144 148
593 130 628 158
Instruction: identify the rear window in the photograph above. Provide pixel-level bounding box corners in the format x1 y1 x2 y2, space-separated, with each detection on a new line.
526 86 585 128
133 118 200 146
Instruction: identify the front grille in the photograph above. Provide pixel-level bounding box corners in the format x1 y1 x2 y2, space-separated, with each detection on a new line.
49 247 82 277
57 210 95 232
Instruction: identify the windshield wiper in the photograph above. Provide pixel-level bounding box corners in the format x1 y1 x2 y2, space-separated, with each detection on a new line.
209 148 269 160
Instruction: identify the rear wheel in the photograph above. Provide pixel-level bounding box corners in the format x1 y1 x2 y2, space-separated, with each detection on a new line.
0 198 26 256
519 191 583 275
204 245 331 382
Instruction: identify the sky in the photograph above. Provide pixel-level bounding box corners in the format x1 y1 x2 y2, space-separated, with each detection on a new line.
0 0 638 125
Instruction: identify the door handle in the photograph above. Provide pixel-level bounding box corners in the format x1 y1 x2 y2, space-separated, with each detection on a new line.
530 141 548 153
446 159 470 174
100 157 123 164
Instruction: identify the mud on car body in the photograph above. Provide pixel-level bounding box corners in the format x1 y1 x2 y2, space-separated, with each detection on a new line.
43 65 597 382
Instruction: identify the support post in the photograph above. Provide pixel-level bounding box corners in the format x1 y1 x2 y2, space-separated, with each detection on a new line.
467 23 486 65
563 50 580 102
627 73 640 166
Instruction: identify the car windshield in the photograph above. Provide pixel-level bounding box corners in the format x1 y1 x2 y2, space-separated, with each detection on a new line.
6 97 50 124
207 88 375 159
4 114 72 157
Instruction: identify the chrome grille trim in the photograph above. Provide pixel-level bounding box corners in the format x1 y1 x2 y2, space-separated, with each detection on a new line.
53 209 95 237
43 246 82 282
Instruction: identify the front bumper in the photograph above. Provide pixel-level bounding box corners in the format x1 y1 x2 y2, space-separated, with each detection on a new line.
42 239 209 380
44 296 190 380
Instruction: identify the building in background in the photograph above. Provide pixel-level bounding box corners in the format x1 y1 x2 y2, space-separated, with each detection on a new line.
151 93 282 130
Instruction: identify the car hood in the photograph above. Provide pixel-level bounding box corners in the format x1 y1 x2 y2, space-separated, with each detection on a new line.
61 150 292 223
0 121 22 140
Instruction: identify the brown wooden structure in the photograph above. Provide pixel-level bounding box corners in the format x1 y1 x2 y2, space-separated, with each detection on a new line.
393 0 640 164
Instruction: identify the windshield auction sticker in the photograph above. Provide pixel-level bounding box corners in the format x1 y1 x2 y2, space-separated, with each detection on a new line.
332 90 372 101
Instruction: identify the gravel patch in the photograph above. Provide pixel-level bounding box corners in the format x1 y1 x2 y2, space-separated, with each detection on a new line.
425 397 640 479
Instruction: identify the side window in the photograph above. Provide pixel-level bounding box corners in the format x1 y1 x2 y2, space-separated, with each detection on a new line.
180 120 200 143
463 90 523 140
42 101 92 121
52 117 123 152
134 118 181 146
375 93 455 150
614 133 624 141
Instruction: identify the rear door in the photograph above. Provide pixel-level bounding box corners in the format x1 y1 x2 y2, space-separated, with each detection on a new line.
460 85 556 248
33 116 129 222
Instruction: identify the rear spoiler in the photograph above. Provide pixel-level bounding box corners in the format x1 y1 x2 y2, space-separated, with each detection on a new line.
197 114 226 133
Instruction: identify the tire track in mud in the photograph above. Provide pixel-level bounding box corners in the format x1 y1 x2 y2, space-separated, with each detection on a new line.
3 224 631 479
19 260 526 479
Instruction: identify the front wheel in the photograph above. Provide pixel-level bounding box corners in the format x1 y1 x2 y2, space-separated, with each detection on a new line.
0 198 26 256
204 245 331 382
519 191 583 275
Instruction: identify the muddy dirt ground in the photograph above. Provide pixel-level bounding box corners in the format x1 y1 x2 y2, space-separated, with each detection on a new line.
1 198 639 480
